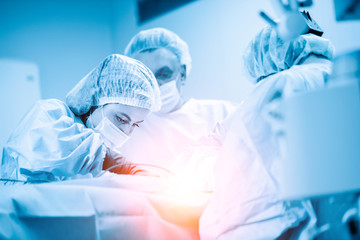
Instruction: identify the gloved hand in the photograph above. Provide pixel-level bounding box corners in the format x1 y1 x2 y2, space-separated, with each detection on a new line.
102 148 136 174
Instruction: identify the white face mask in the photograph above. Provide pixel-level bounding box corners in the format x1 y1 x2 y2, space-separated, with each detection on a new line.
86 108 130 153
157 80 182 114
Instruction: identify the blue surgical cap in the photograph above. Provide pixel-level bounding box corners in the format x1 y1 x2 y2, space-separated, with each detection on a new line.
66 54 161 116
124 28 192 77
243 26 335 83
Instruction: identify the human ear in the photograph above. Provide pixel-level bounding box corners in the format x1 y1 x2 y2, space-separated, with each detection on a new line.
180 65 186 85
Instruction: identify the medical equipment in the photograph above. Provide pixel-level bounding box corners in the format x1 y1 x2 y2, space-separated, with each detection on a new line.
328 49 360 88
268 0 360 22
243 25 333 84
259 10 323 41
279 51 360 239
259 0 323 41
280 84 360 199
261 0 359 41
334 0 360 21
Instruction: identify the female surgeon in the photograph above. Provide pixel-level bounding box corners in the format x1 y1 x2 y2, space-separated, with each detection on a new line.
0 54 161 182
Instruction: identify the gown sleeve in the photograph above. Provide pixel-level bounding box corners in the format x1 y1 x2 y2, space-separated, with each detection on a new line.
1 99 106 182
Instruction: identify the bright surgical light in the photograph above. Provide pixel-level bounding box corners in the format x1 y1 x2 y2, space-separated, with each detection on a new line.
164 172 211 205
163 156 215 206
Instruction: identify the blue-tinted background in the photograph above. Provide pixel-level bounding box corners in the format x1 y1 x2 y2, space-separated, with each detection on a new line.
1 0 360 102
1 1 360 236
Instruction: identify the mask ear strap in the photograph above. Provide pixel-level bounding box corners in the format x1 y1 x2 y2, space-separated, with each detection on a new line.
87 105 104 128
101 105 105 119
86 111 94 128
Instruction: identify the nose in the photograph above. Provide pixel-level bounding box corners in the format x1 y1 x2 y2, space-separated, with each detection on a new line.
118 125 132 136
124 125 135 136
127 126 135 136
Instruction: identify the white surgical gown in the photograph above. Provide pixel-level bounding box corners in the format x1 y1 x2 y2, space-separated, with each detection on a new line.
120 98 237 169
199 56 333 239
1 99 106 182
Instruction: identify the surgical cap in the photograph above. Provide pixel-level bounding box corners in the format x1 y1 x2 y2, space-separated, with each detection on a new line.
66 54 161 116
124 28 192 76
243 26 335 84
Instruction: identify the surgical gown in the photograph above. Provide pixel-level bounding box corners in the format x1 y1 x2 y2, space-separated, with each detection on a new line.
1 99 106 182
199 56 333 239
120 98 237 169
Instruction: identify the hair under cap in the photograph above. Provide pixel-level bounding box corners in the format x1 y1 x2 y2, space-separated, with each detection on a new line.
66 54 161 116
124 28 192 77
243 26 335 83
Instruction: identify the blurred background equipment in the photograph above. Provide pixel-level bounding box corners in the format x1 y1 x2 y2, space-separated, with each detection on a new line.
280 81 360 199
260 0 324 41
0 59 41 161
279 50 360 240
334 0 360 21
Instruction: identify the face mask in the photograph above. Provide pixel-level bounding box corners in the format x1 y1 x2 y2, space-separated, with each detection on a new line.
86 108 130 152
157 80 182 114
